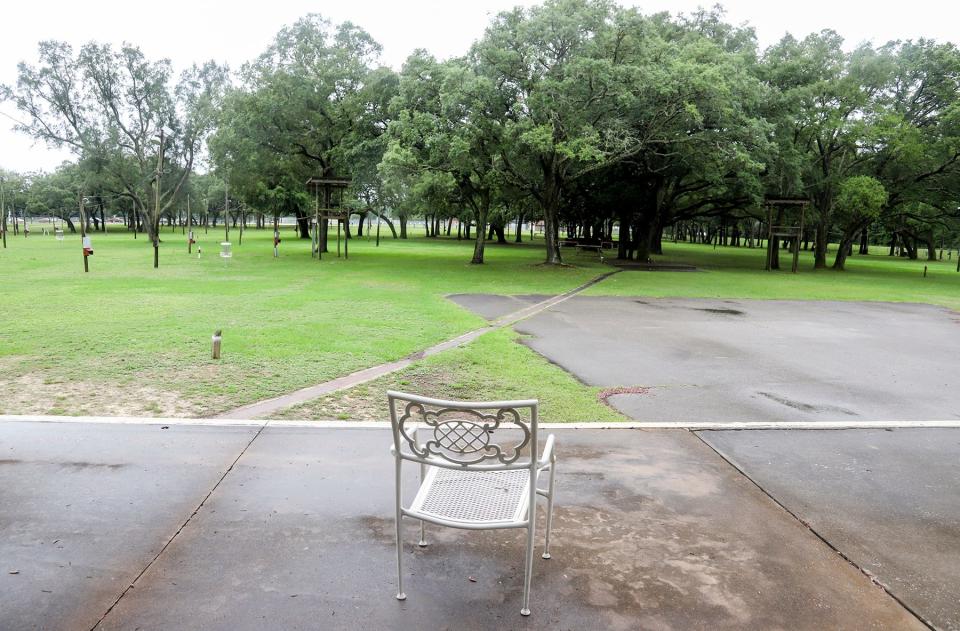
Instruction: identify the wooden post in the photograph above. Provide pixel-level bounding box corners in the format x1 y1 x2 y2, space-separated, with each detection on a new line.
1 176 6 249
79 193 89 273
273 216 279 258
211 330 222 359
224 181 230 244
187 195 193 254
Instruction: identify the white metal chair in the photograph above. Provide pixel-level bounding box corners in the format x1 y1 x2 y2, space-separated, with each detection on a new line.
387 390 557 616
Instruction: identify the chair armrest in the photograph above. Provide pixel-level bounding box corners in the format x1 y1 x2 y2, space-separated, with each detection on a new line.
538 434 556 468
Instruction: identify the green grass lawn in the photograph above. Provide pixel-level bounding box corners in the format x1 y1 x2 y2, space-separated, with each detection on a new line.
587 241 960 310
0 225 607 417
3 224 957 420
277 328 625 422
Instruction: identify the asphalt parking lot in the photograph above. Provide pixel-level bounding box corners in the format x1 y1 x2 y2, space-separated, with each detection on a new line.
514 296 960 423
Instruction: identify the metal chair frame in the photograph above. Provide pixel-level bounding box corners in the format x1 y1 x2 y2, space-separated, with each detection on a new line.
387 391 557 617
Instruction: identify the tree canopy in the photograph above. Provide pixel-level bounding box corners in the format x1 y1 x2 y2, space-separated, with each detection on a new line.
3 2 958 267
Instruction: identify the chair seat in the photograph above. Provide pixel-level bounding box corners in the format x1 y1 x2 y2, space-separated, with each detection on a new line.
408 466 532 527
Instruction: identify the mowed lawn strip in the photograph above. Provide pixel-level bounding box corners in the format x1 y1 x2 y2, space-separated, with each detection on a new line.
0 228 605 417
585 242 960 311
276 328 626 423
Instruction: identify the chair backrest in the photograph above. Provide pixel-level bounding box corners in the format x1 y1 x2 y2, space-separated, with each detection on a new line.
387 391 538 470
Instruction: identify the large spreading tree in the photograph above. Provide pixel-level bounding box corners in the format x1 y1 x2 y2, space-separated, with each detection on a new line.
3 41 227 266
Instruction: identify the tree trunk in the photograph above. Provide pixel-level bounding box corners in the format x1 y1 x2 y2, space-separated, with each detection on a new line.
377 212 397 238
399 216 408 239
296 211 311 239
811 188 833 268
650 220 664 256
833 229 858 270
903 236 918 259
540 188 563 264
617 212 631 260
814 224 828 269
319 218 329 252
859 228 869 255
924 232 937 261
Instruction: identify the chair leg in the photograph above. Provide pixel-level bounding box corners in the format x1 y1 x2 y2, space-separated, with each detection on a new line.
418 462 428 547
542 463 556 560
394 459 406 601
520 519 536 616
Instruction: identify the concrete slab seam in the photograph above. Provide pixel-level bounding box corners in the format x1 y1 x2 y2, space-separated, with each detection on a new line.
691 431 938 631
88 423 268 631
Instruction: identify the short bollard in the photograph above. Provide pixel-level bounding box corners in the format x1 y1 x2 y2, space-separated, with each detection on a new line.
212 330 222 359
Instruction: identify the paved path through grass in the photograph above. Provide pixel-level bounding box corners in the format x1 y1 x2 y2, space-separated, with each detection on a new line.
215 270 620 420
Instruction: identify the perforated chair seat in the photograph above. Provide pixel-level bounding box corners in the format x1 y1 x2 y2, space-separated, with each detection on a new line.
408 466 532 527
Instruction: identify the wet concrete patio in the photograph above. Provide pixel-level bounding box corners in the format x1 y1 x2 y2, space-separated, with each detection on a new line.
2 419 948 631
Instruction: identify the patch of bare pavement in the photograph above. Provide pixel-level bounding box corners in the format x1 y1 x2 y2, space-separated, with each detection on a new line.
0 420 260 631
0 420 928 630
446 293 553 321
700 427 960 631
513 296 960 424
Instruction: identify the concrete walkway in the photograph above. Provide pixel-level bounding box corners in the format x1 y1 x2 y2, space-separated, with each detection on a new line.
2 418 950 630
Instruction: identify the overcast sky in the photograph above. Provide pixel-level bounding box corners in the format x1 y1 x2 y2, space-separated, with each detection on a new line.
2 0 958 173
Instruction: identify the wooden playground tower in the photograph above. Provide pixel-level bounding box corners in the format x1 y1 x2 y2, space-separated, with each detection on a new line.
306 176 352 260
764 197 809 273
